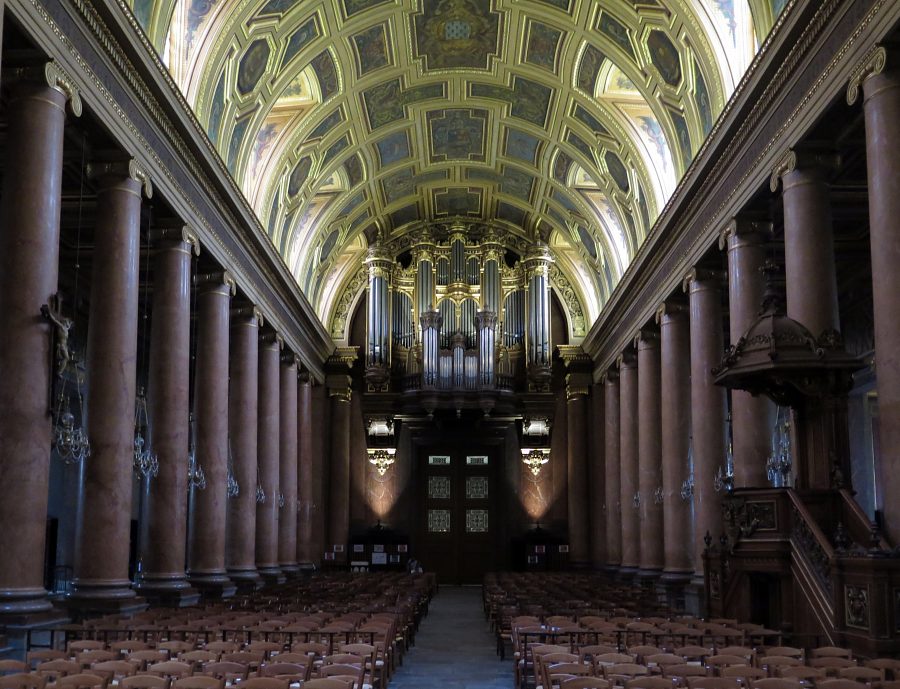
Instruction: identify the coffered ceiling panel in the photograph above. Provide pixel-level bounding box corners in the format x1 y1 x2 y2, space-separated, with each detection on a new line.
131 0 782 333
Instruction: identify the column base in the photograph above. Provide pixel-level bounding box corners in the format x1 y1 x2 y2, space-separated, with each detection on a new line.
296 563 317 575
660 571 693 611
227 568 263 593
617 566 639 583
135 576 201 608
65 580 146 616
188 571 236 600
257 566 286 586
0 587 53 617
279 564 301 579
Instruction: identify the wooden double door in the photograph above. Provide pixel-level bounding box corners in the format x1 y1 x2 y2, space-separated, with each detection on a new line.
416 446 498 584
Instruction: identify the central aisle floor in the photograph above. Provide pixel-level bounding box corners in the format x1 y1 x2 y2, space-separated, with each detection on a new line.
389 586 509 689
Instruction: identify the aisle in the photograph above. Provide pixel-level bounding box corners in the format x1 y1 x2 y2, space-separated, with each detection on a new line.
389 586 509 689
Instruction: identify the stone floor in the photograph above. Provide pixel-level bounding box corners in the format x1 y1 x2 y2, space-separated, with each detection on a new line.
389 586 510 689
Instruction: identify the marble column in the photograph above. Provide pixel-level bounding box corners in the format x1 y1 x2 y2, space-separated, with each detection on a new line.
71 158 151 610
187 272 235 598
137 228 200 606
559 346 591 567
310 383 329 565
328 385 352 555
255 332 282 583
604 370 622 569
720 219 772 487
590 384 606 569
226 306 262 589
772 149 848 490
657 303 693 580
684 270 727 578
849 47 900 543
618 350 639 573
636 329 663 576
0 63 80 616
279 356 299 576
296 375 314 566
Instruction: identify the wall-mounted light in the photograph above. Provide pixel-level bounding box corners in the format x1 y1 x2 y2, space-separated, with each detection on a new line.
368 448 397 476
522 417 551 436
521 448 550 477
367 418 394 437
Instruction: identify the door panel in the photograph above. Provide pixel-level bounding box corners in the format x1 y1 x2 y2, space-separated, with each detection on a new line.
417 447 497 584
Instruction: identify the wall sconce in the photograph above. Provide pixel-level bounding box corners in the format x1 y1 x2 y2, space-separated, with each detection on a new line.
367 418 394 437
521 448 550 477
367 447 396 476
522 417 551 436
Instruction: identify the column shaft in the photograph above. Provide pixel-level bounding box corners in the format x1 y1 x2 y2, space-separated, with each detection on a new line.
187 278 234 596
604 373 622 568
637 334 663 574
296 378 314 565
279 360 299 574
566 392 590 567
139 237 195 602
619 354 639 571
687 275 727 577
226 312 260 587
73 167 143 606
659 308 692 576
725 225 771 487
255 337 281 581
590 388 606 569
0 78 68 614
328 388 352 552
861 67 900 543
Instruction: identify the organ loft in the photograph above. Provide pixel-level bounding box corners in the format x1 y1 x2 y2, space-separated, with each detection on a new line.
0 0 900 674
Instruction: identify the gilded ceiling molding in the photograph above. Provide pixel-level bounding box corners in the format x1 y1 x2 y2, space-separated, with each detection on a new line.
548 262 587 339
329 264 369 341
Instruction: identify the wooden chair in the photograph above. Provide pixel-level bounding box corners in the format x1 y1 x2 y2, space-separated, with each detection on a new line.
89 660 137 683
560 680 611 689
0 674 47 689
624 678 676 689
202 644 238 658
68 642 107 656
76 652 117 670
809 658 857 675
27 652 66 670
126 652 169 672
759 658 803 676
749 679 802 689
54 673 109 689
721 666 767 684
545 662 592 688
836 669 882 685
707 656 752 674
171 677 224 689
864 660 900 681
301 680 352 689
687 679 741 689
236 680 289 689
119 676 170 689
109 642 152 657
145 663 192 681
646 655 685 671
663 664 709 681
34 660 81 682
675 647 713 663
816 681 869 689
629 647 665 664
218 654 262 671
776 667 825 682
596 654 638 668
256 663 310 684
605 663 651 685
811 648 853 660
317 664 363 686
758 649 803 662
0 664 28 677
157 644 193 659
198 662 248 684
245 644 282 661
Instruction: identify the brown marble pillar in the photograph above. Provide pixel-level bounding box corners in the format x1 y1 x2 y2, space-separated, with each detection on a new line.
137 228 200 605
226 306 262 589
684 270 727 578
604 371 622 569
850 48 900 543
590 383 606 569
326 348 357 556
559 346 591 567
720 219 772 487
187 273 235 598
618 350 639 573
296 375 314 566
310 383 329 565
657 303 693 579
71 158 152 610
0 63 79 615
636 330 663 576
279 356 299 575
254 331 281 583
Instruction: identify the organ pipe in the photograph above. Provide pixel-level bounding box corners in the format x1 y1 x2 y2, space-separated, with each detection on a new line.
524 242 553 388
420 308 442 389
364 243 393 374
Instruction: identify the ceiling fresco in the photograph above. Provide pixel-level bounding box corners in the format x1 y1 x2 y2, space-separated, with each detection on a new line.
130 0 785 340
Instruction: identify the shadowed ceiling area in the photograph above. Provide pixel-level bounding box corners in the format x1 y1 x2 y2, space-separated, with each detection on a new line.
129 0 783 336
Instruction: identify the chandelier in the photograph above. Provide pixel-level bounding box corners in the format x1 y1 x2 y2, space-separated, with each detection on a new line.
187 413 206 490
367 448 396 476
133 387 158 479
51 367 91 465
520 448 550 477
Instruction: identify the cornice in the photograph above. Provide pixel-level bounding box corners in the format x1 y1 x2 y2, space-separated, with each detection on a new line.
11 0 334 381
582 0 895 373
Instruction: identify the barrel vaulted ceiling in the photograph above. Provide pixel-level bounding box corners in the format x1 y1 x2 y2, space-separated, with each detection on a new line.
129 0 783 341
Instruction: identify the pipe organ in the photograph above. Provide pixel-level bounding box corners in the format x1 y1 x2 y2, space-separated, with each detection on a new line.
366 224 554 393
